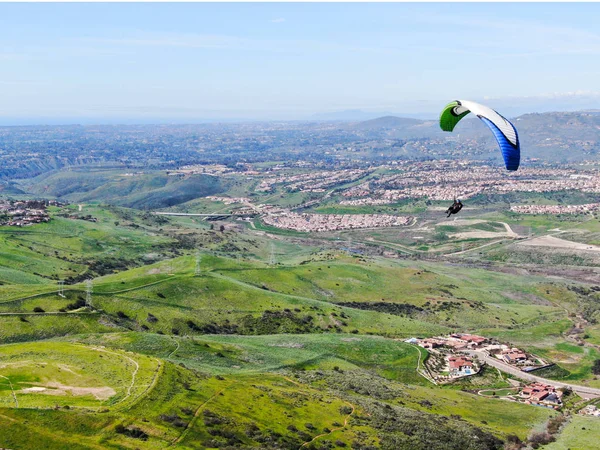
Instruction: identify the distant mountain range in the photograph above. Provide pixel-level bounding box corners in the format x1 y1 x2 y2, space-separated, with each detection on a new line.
312 109 435 121
351 110 600 161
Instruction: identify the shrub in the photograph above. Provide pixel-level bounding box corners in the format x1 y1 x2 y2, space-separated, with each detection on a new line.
529 431 554 448
339 406 353 415
33 307 45 313
592 359 600 375
115 424 148 440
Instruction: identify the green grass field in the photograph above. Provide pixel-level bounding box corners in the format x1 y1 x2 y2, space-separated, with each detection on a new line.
2 198 600 449
543 415 600 450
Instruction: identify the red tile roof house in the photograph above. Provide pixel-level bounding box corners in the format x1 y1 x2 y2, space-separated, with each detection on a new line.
444 340 468 350
520 383 562 407
501 349 528 364
448 356 474 376
449 333 488 347
417 338 443 349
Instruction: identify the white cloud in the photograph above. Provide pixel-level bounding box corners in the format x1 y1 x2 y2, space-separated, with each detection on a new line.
270 18 285 23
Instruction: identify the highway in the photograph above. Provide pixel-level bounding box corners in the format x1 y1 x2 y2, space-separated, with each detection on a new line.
154 212 234 217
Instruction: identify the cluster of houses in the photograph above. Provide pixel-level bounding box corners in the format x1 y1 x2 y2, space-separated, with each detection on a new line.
520 382 563 409
0 200 56 227
406 333 559 407
261 211 412 232
410 333 489 351
410 333 541 370
406 333 488 381
510 203 600 215
340 162 600 205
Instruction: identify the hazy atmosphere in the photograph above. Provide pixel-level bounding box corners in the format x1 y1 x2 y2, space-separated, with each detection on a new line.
1 2 600 123
3 2 600 450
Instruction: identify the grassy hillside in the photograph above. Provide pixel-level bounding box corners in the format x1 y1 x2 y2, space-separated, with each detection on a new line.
1 332 555 449
19 169 230 209
2 204 600 448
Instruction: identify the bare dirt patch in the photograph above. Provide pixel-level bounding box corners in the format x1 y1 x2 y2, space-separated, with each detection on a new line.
41 382 116 400
20 383 116 400
450 231 511 239
519 235 600 252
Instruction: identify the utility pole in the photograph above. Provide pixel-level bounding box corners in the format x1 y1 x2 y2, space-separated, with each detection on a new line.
269 242 276 266
195 252 202 276
57 280 65 298
85 279 93 309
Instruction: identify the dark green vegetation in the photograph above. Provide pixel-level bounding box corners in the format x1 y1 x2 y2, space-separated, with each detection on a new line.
3 190 600 449
21 169 228 209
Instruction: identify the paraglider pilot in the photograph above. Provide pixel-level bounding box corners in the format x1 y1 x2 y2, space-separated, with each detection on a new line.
445 198 463 218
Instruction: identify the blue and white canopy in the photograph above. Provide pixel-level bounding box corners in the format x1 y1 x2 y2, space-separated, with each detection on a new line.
440 100 521 171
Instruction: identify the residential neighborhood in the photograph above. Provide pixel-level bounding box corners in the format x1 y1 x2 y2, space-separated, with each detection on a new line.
407 332 555 403
261 211 413 232
0 200 54 227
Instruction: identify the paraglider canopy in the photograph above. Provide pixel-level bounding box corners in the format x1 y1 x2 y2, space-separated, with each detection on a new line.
439 100 520 171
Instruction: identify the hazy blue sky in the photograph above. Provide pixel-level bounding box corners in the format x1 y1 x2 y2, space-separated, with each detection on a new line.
1 2 599 123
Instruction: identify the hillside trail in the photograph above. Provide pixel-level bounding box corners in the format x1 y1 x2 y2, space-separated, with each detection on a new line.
0 375 18 407
208 271 351 311
281 375 360 448
0 274 182 308
167 337 180 359
171 381 238 445
0 412 109 450
299 400 355 449
90 347 139 403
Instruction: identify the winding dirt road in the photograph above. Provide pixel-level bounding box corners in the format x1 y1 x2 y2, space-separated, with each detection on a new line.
471 350 600 399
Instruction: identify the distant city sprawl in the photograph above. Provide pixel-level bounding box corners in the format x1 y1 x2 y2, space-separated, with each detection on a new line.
0 110 599 180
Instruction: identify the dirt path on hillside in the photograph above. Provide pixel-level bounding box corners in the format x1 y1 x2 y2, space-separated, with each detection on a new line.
171 382 238 445
167 338 180 359
0 375 18 407
518 235 600 252
299 400 355 449
90 347 139 403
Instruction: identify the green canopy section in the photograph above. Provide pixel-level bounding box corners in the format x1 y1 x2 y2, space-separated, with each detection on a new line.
439 101 471 132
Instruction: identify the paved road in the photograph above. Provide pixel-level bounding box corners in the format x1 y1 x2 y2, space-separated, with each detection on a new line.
471 350 600 399
154 212 234 217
